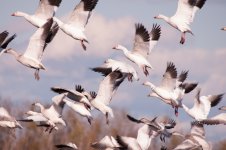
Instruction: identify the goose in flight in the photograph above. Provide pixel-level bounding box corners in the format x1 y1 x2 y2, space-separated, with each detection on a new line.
18 110 60 133
127 115 176 143
12 0 62 28
51 84 92 109
173 122 211 150
53 0 99 50
143 62 197 116
113 23 161 76
154 0 207 44
32 93 67 132
91 58 139 82
55 142 78 150
91 135 121 150
91 70 126 124
0 31 16 56
5 19 55 80
182 88 224 121
0 107 23 130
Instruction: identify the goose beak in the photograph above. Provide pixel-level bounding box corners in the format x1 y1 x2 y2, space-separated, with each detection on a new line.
112 46 116 49
11 13 15 16
154 16 157 19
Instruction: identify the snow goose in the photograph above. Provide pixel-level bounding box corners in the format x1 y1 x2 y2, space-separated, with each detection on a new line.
182 88 224 121
91 135 121 150
173 122 211 150
116 124 160 150
91 70 126 124
5 19 54 80
32 93 67 131
18 110 59 133
113 23 161 76
55 142 78 150
12 0 62 28
143 62 197 116
53 0 99 50
127 115 176 142
0 107 23 130
51 84 92 109
91 58 139 82
154 0 207 44
0 31 16 56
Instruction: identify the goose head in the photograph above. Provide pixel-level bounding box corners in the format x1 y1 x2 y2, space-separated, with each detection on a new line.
154 14 165 19
112 44 126 51
11 11 25 17
221 27 226 31
219 106 226 111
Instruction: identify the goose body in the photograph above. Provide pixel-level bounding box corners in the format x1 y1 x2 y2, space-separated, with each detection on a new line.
154 0 206 44
91 58 139 81
53 0 99 50
113 23 161 76
12 0 62 28
91 70 126 124
182 89 223 121
5 19 55 80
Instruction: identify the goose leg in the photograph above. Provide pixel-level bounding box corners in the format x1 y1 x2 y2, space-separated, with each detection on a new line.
180 32 186 44
106 113 109 125
175 107 179 117
34 69 40 80
81 40 87 51
143 66 149 76
127 73 133 82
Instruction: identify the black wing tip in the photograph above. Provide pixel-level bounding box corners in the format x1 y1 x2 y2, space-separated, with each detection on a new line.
83 0 99 11
196 0 206 9
126 114 139 123
75 84 85 93
178 70 189 82
165 61 177 78
90 91 97 99
188 0 196 6
135 23 150 42
151 23 161 41
211 93 224 107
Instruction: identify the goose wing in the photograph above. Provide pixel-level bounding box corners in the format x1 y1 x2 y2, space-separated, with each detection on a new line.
51 87 85 103
66 0 98 29
132 23 150 58
95 71 126 105
55 142 78 149
0 107 13 121
191 0 207 22
160 62 177 91
0 34 16 49
23 18 53 61
171 0 196 25
91 135 120 149
199 113 226 125
35 0 62 20
148 24 161 54
116 135 142 150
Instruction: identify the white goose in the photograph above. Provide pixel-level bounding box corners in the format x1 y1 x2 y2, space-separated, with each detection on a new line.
91 70 126 124
55 142 78 150
18 110 59 133
12 0 62 28
91 135 121 150
53 0 98 50
51 85 92 109
154 0 206 44
173 122 211 150
127 115 177 143
113 23 161 76
143 62 197 116
182 88 224 121
32 94 67 130
5 19 54 80
0 31 16 56
0 107 23 130
91 58 139 82
116 124 160 150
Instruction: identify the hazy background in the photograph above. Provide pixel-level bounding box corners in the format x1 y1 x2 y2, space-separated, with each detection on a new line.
0 0 226 147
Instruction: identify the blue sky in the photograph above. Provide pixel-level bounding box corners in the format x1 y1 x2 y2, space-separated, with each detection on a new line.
1 0 226 143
